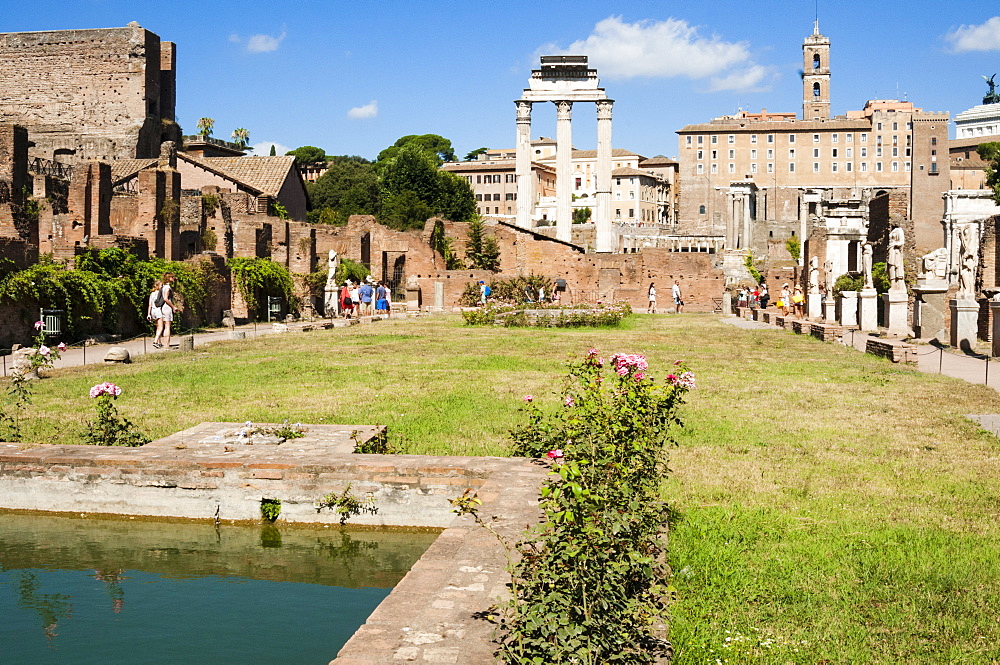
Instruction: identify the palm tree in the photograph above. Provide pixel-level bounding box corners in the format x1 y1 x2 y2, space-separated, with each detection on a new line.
196 117 214 138
231 128 250 149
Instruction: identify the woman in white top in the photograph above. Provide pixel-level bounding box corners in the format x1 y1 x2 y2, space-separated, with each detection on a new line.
147 280 163 346
647 283 657 314
153 273 182 349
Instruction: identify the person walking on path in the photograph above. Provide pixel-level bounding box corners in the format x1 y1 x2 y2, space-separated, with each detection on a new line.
647 282 657 314
147 279 163 343
759 283 770 309
779 283 791 316
359 281 374 317
792 286 805 318
375 282 390 315
152 273 181 349
339 281 354 319
672 280 683 313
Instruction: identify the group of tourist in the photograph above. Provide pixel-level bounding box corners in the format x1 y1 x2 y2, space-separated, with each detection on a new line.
737 282 810 318
145 273 181 349
647 280 683 314
338 278 391 319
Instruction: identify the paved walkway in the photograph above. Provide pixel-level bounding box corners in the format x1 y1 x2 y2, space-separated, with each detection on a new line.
1 314 403 377
724 314 1000 392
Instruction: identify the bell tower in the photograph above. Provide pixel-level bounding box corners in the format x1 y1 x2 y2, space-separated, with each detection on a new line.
802 21 830 120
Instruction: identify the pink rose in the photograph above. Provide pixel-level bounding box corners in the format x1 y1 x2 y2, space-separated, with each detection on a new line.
37 345 50 356
546 449 564 460
57 342 67 352
34 320 44 331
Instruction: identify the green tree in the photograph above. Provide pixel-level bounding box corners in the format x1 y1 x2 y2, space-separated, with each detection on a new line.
465 217 501 271
377 144 476 229
785 235 801 262
377 134 457 164
286 145 328 165
573 207 592 224
269 144 276 156
196 117 214 138
231 128 250 149
465 147 488 161
306 157 380 225
977 142 1000 205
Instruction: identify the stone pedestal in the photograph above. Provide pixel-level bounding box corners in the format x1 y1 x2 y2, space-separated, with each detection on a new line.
838 291 858 327
859 288 878 332
886 289 910 336
950 298 980 351
406 286 421 312
992 301 1000 358
912 281 948 341
823 298 836 322
179 336 194 352
722 291 732 316
432 281 445 311
807 293 822 320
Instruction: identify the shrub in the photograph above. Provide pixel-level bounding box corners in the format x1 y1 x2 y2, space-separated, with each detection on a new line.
83 382 150 447
833 273 864 296
455 349 694 662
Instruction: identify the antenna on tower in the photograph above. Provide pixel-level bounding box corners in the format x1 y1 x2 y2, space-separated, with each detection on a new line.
814 0 820 33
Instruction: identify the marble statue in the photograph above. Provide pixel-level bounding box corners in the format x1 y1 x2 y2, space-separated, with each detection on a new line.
862 242 874 290
323 250 340 313
808 256 820 294
824 259 835 294
918 247 948 281
958 225 978 297
887 226 905 291
985 73 1000 105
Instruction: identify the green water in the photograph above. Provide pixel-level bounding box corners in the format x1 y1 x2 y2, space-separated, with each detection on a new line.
0 513 438 664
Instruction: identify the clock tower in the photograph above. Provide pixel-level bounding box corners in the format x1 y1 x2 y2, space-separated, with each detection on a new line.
802 21 830 120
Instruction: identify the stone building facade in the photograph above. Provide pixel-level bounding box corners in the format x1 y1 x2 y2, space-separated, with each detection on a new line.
0 23 177 163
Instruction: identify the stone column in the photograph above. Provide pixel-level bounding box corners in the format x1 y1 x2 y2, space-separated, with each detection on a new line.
741 194 752 251
991 300 1000 358
839 291 858 327
555 100 573 243
950 298 979 351
725 193 737 249
514 101 533 229
595 100 614 253
859 288 878 332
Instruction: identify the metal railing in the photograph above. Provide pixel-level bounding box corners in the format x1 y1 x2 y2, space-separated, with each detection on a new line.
28 157 73 180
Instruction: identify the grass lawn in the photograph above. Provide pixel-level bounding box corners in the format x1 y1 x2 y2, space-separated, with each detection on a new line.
8 313 1000 663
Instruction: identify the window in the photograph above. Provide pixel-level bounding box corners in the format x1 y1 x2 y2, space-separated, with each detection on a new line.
861 133 868 142
728 135 735 143
789 149 796 158
832 162 838 172
813 82 820 97
767 163 774 173
876 162 883 172
628 209 634 218
876 147 883 157
751 149 758 159
751 135 758 144
711 135 718 144
696 164 704 174
629 191 635 199
494 207 499 214
767 134 774 143
575 177 581 189
699 205 706 214
892 122 898 131
616 178 621 185
832 148 838 158
616 209 621 217
861 162 868 172
506 173 515 183
710 164 718 174
891 161 898 172
686 136 692 145
789 162 796 173
750 163 757 173
931 137 938 146
476 175 482 184
813 148 820 158
728 149 735 159
832 133 839 143
711 150 717 159
905 148 911 157
767 149 774 159
892 147 898 157
813 134 820 143
505 193 514 200
846 147 853 158
697 150 703 160
861 147 868 157
877 135 883 145
789 134 796 143
507 207 511 214
846 162 853 172
813 162 820 173
616 191 622 199
905 162 911 172
493 193 501 201
476 194 483 201
697 136 704 144
813 53 820 68
877 122 882 130
846 133 853 142
728 163 735 173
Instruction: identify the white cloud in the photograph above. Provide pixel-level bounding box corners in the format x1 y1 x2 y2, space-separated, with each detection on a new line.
246 29 286 53
708 64 775 93
544 16 756 83
945 17 1000 52
347 100 378 119
252 141 290 156
228 33 241 44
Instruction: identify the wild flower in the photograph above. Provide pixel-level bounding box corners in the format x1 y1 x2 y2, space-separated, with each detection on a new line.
610 353 648 376
89 382 122 398
34 320 44 331
546 449 564 460
37 345 50 357
524 395 534 403
563 396 575 407
57 342 67 352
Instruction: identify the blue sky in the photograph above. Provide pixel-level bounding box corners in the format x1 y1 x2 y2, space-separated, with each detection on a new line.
7 1 1000 160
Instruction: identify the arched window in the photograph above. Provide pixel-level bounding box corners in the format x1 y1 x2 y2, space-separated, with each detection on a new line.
813 83 821 97
699 205 706 215
813 53 820 69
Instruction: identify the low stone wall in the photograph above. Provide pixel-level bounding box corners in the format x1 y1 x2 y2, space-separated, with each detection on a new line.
0 421 548 664
791 319 808 334
865 338 917 364
810 322 842 343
